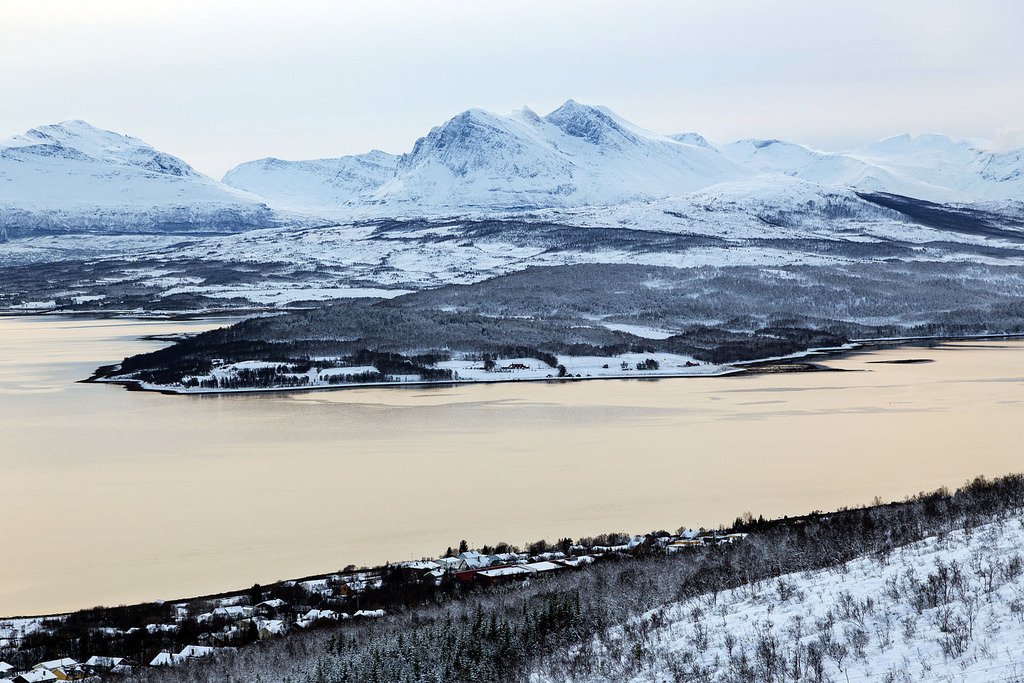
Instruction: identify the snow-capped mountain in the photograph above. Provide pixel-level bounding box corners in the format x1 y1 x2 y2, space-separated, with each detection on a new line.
668 132 714 149
717 134 1024 204
220 102 1024 214
222 150 399 211
3 106 1022 237
718 138 939 199
851 133 1024 202
222 100 748 212
0 120 281 234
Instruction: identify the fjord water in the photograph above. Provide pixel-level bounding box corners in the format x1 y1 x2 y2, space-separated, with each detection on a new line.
2 316 1023 616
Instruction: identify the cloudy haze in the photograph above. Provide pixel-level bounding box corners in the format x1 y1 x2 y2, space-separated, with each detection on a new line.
3 0 1022 177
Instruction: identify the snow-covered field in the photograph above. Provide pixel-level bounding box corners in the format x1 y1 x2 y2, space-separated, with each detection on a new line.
548 517 1024 682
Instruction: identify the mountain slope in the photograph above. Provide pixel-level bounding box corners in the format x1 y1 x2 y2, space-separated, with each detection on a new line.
850 133 1024 202
716 134 1024 204
221 150 399 211
542 517 1024 683
372 101 747 210
4 110 1022 236
0 120 281 234
223 101 749 213
220 103 1024 214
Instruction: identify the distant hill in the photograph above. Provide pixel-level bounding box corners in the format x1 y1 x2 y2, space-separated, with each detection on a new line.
0 120 284 234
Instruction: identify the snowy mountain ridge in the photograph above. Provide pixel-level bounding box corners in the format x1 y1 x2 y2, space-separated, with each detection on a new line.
0 120 283 234
719 133 1024 204
221 150 399 212
363 100 746 211
2 103 1022 235
219 101 1024 213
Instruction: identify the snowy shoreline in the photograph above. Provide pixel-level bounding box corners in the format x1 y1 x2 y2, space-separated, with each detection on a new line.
86 332 1024 396
88 357 745 396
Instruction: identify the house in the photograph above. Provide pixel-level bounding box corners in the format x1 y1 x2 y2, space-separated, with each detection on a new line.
533 551 566 562
434 557 468 572
14 671 57 683
31 661 76 674
0 664 13 677
502 363 530 371
256 619 287 639
83 656 124 673
557 555 595 568
488 552 522 565
301 610 337 622
666 539 703 553
475 565 533 587
109 662 135 676
401 561 441 571
212 605 253 620
522 561 564 575
457 551 491 569
453 569 481 585
29 660 78 681
254 598 288 616
353 609 385 618
295 609 340 629
149 652 185 668
178 645 215 659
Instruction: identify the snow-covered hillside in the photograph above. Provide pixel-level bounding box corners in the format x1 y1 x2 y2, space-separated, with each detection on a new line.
216 101 1024 214
222 150 399 211
718 134 1024 204
222 101 749 213
544 517 1024 682
374 101 746 210
0 120 282 234
851 133 1024 203
3 105 1021 234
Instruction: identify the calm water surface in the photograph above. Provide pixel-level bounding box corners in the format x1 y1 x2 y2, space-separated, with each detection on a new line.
1 316 1023 616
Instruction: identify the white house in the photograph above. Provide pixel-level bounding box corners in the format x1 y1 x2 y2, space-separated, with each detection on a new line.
84 656 124 672
212 605 253 620
149 652 186 667
254 598 287 614
178 645 215 659
295 609 340 629
353 609 385 618
457 551 491 569
28 659 76 680
256 619 287 639
434 557 468 572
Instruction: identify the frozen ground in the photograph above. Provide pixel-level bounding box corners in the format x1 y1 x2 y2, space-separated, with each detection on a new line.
542 517 1024 682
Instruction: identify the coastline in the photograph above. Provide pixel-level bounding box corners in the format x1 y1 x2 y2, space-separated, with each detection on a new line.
0 480 954 622
84 332 1024 396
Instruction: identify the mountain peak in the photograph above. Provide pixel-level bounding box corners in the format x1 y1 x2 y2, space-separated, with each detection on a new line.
670 132 713 149
22 119 133 148
4 120 201 179
544 100 631 145
858 132 971 156
0 121 279 233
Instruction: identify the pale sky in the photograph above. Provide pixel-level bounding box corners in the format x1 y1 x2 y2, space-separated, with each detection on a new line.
2 0 1023 177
